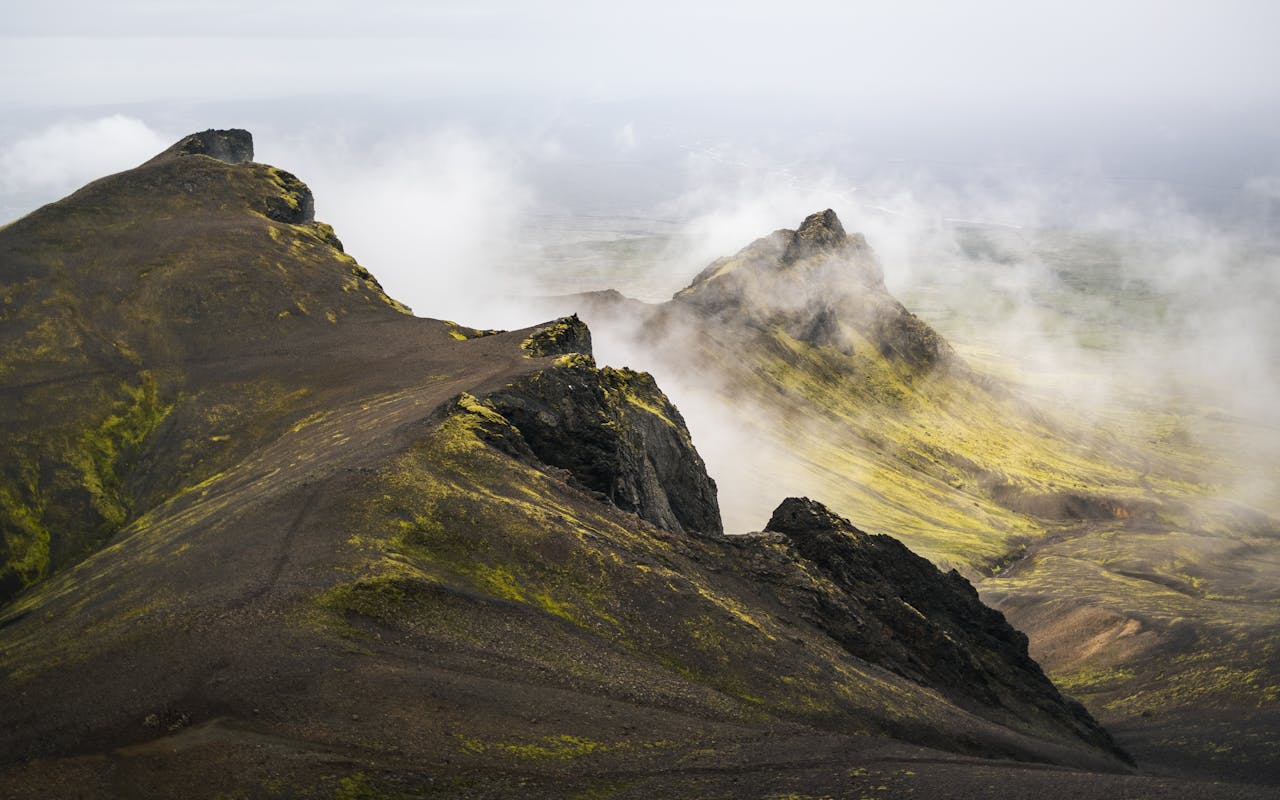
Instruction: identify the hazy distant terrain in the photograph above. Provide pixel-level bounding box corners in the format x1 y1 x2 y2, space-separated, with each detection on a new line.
525 217 1280 513
526 210 1280 784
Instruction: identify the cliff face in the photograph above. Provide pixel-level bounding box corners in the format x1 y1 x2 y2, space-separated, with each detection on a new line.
758 497 1125 761
484 325 722 536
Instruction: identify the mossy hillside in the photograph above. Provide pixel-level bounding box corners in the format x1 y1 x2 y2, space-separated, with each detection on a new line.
0 149 408 367
308 395 1113 759
0 374 509 691
0 371 171 599
0 147 420 602
684 314 1280 767
675 318 1169 571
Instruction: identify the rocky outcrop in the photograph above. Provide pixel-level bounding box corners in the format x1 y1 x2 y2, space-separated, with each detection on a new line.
673 209 953 368
521 314 593 357
781 208 866 266
148 128 255 165
141 128 313 223
753 497 1129 761
483 321 722 536
261 167 315 224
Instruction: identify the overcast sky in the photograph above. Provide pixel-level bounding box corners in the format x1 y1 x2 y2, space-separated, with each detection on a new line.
4 1 1278 206
4 1 1278 108
3 1 1278 309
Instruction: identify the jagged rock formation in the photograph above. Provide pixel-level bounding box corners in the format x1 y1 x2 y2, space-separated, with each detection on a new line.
520 312 593 357
485 325 722 536
759 497 1126 761
146 128 256 165
674 209 953 367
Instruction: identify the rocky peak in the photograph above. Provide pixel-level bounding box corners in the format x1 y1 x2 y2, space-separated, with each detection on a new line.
781 208 847 264
484 319 722 536
670 209 953 369
137 129 313 224
758 496 1129 760
149 128 255 165
766 495 858 538
521 314 593 358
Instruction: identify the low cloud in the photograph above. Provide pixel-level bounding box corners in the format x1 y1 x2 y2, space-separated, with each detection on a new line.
0 115 169 208
564 146 1280 521
267 127 539 327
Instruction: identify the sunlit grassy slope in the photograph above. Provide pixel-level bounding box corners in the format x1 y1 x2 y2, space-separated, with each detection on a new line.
550 218 1280 781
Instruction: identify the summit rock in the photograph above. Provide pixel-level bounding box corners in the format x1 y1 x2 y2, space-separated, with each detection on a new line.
147 128 255 165
782 208 852 264
673 208 950 367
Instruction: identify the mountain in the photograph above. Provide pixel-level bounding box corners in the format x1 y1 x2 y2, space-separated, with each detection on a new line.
674 208 952 368
1 131 1270 799
548 209 1280 787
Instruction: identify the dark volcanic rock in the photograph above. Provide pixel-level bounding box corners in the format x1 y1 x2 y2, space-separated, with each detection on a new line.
484 325 721 535
148 128 255 165
261 168 315 224
521 314 593 357
761 497 1129 761
781 208 850 264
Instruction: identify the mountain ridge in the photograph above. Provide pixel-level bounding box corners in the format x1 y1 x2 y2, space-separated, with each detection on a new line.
6 130 1272 799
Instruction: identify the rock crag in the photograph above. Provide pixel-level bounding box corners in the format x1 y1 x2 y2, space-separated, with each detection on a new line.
757 497 1129 762
675 208 953 367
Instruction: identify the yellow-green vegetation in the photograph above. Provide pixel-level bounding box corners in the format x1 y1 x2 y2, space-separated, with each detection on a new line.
445 320 501 340
264 166 306 216
305 391 1028 744
456 733 634 761
0 463 49 591
1 371 171 594
1054 664 1137 695
71 371 171 529
602 367 678 429
521 316 587 358
726 325 1199 572
555 352 595 369
333 773 379 800
1103 651 1280 715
